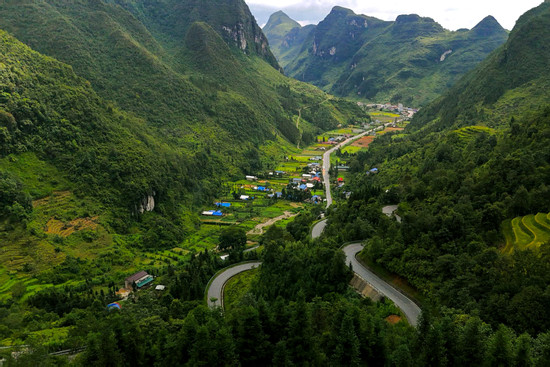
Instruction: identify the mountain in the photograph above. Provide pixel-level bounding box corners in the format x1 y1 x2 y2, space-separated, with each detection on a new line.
263 11 315 66
263 11 301 47
267 7 509 106
110 0 280 69
328 1 550 335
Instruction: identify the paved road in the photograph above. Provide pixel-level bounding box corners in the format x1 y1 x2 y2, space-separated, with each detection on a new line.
342 243 421 326
322 131 370 208
382 205 402 223
311 218 327 239
207 262 262 308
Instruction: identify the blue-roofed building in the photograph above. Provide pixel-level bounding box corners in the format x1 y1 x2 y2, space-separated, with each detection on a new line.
275 192 283 198
370 168 379 174
213 211 223 216
299 184 307 190
216 202 231 208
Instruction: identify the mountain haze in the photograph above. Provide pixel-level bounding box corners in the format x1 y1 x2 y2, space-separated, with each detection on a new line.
266 7 509 106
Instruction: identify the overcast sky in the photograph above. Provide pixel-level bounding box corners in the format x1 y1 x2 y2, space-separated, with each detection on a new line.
246 0 544 31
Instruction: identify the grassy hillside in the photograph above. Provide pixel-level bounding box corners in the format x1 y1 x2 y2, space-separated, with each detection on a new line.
270 8 508 106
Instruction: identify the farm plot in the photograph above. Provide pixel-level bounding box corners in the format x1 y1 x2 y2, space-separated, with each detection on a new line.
502 212 550 253
351 135 375 149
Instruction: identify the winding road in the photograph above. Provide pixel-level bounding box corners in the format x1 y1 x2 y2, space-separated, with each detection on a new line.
207 262 262 308
205 129 421 325
311 218 327 239
343 243 420 326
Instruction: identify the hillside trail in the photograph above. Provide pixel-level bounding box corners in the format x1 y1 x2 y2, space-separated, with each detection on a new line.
246 211 297 235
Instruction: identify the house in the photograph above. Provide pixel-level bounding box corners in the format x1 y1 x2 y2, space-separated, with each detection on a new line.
302 174 312 179
245 175 258 181
202 210 216 216
216 202 231 208
292 178 302 184
369 168 379 174
155 285 166 291
125 271 153 290
240 195 250 200
312 177 321 182
275 192 283 198
337 177 344 182
306 183 314 189
337 165 350 171
299 184 307 190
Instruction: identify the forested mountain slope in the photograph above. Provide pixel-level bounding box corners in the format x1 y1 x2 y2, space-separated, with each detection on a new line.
327 1 550 335
0 0 365 211
266 7 508 106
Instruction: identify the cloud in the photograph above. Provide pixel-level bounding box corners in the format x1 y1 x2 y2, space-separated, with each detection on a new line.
246 0 544 30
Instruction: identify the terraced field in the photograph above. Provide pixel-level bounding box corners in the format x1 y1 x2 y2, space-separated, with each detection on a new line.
453 125 497 142
502 212 550 253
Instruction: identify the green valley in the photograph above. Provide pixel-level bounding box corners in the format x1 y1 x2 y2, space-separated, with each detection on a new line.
1 0 550 365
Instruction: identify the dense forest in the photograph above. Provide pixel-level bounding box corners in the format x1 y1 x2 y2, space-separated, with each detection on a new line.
324 0 550 352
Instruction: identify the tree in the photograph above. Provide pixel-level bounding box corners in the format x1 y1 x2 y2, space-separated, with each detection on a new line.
218 226 247 253
485 325 514 367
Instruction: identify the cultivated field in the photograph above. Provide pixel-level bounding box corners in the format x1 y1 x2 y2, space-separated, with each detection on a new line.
502 212 550 253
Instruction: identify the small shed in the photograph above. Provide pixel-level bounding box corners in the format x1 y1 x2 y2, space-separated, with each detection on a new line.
125 271 153 290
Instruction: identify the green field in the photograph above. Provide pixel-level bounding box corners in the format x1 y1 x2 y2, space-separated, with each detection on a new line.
341 145 364 154
502 212 550 253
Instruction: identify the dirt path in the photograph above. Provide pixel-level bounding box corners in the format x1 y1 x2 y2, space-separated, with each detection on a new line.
246 211 297 235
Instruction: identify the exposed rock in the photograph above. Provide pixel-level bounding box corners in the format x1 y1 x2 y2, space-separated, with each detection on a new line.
137 191 156 214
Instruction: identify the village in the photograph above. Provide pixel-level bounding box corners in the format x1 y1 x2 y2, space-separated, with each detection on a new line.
108 116 410 304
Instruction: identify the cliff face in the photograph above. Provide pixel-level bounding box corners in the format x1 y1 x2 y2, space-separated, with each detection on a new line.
111 0 281 69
